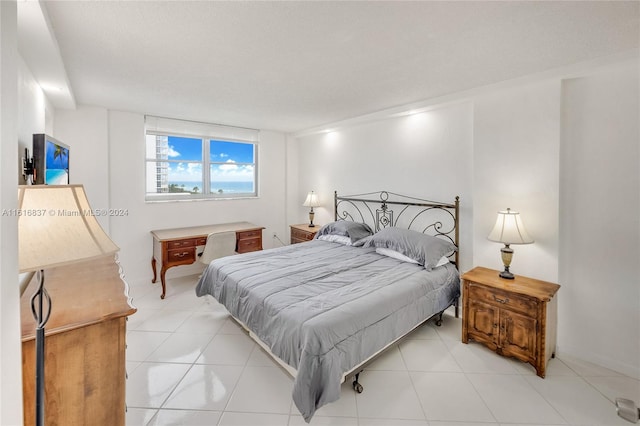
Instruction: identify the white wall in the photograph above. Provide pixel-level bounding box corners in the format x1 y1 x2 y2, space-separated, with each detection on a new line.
1 1 23 423
559 60 640 378
54 106 110 231
292 102 475 271
18 56 46 177
473 80 561 283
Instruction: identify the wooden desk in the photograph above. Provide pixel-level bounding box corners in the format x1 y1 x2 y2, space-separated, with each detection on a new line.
150 222 264 299
21 255 136 426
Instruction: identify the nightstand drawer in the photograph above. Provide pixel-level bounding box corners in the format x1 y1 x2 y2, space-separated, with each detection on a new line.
468 282 538 317
290 224 320 244
291 227 315 241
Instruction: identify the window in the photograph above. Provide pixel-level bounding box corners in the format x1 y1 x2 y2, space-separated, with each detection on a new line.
145 116 258 201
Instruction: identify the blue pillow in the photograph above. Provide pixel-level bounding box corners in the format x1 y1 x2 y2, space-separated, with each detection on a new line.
315 221 373 244
360 227 457 270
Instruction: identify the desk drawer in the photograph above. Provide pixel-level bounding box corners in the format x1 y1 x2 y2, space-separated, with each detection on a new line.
167 247 196 264
237 229 262 240
237 237 261 253
167 239 197 249
468 283 538 317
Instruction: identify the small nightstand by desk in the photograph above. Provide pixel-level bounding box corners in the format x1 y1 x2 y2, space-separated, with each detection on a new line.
461 266 560 378
290 224 320 244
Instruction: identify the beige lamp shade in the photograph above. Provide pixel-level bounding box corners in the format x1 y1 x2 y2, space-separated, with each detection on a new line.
18 185 120 272
303 191 320 207
487 208 534 245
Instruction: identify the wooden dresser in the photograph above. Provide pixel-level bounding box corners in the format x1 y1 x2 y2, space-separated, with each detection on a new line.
290 224 320 244
21 255 136 426
151 222 264 299
461 266 560 378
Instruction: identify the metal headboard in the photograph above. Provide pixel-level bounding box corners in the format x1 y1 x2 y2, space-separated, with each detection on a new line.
334 190 460 266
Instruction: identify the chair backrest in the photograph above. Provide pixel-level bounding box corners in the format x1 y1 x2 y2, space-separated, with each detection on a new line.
199 231 237 264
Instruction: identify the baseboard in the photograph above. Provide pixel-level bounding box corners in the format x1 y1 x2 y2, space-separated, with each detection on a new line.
556 345 640 380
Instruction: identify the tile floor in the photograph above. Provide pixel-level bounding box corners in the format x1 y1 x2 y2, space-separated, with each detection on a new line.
125 274 639 426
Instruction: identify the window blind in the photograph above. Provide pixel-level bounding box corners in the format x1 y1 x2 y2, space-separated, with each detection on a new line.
145 115 259 143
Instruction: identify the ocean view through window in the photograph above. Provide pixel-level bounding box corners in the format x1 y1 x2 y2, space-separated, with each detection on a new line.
145 116 258 201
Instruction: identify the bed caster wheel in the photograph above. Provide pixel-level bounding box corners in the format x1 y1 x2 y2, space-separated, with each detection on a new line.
435 318 443 327
353 381 363 393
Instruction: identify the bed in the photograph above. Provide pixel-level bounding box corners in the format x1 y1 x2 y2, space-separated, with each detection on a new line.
195 191 460 422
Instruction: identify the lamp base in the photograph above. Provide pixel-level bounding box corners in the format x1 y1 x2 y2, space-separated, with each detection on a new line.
308 209 315 227
499 244 515 280
499 269 515 280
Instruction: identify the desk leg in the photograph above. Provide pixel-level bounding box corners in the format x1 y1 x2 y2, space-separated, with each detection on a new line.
151 257 157 283
151 255 167 299
159 266 168 299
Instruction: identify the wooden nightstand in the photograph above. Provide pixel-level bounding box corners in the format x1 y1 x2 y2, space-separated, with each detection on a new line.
290 224 320 244
461 266 560 378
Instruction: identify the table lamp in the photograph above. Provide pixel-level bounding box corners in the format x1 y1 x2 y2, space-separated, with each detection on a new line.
18 184 119 426
487 208 533 279
303 191 320 227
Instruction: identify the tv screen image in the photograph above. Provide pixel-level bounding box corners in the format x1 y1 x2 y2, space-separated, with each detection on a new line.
45 139 69 184
33 134 70 185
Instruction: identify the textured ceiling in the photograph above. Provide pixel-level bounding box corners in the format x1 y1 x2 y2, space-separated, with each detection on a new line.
41 1 639 133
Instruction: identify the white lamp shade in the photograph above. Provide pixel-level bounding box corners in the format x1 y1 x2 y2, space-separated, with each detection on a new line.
303 191 320 207
487 208 534 245
18 185 120 272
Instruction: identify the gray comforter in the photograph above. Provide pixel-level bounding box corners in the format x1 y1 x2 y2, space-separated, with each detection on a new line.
195 240 459 422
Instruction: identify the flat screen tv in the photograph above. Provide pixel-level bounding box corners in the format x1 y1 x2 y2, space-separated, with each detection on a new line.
33 133 70 185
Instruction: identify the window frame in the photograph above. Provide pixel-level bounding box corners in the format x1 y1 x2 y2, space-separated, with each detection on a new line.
145 129 259 202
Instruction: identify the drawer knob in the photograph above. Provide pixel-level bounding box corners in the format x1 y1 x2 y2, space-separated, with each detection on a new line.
493 295 509 304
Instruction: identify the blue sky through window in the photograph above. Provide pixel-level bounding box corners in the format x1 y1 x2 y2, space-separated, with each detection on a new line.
161 136 255 184
210 140 254 163
167 136 201 160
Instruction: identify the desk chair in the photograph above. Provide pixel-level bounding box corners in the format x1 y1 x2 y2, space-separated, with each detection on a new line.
198 231 237 265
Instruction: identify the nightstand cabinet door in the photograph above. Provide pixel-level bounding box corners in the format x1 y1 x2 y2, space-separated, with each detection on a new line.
466 299 499 349
500 309 537 362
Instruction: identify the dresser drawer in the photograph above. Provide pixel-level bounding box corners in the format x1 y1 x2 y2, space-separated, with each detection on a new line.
291 228 315 242
468 282 538 317
167 238 197 249
196 237 207 246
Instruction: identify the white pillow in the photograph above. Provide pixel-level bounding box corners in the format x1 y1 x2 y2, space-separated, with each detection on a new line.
376 247 418 264
376 247 449 268
317 234 353 245
435 255 450 268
